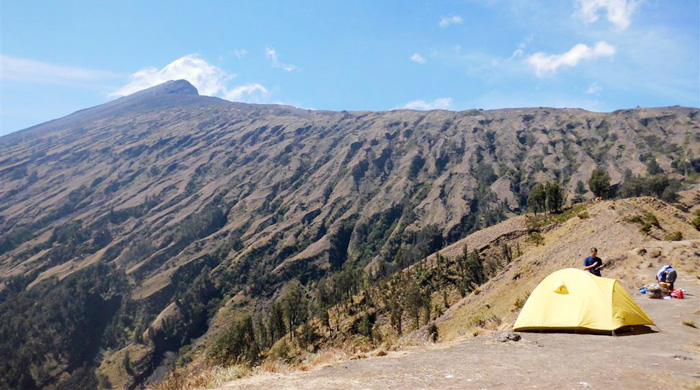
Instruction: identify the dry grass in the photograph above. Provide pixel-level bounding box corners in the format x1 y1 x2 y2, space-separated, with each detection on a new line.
153 365 250 390
682 320 697 328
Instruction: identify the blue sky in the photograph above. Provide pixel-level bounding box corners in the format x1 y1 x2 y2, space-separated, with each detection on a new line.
1 0 698 135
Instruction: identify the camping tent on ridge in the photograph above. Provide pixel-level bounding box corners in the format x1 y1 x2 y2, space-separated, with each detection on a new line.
514 268 654 333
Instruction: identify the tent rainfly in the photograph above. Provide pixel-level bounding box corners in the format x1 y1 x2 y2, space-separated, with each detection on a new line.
513 268 654 333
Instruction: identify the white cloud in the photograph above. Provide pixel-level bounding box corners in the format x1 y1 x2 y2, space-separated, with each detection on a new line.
111 54 234 97
233 49 247 59
410 53 426 64
224 83 270 102
577 0 638 30
265 47 298 72
586 81 603 94
439 15 463 28
509 37 533 60
526 41 616 77
403 98 453 110
111 54 269 103
0 54 119 85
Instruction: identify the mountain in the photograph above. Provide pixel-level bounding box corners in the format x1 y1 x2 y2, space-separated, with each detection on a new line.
201 196 700 390
0 80 698 389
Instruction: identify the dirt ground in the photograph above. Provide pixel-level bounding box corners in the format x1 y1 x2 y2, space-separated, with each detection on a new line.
220 276 700 390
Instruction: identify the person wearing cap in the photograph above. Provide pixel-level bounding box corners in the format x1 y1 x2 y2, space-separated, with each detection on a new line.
583 247 604 276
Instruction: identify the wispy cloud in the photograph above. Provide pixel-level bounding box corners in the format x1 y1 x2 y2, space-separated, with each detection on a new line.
111 54 234 97
576 0 638 30
265 47 298 72
586 81 603 94
439 15 463 28
403 98 453 110
224 83 270 102
0 54 119 85
410 53 426 64
233 49 247 59
526 41 615 77
111 54 270 103
509 36 533 60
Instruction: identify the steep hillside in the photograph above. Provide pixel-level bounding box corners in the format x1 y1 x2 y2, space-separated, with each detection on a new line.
435 196 700 340
0 80 699 389
157 195 700 390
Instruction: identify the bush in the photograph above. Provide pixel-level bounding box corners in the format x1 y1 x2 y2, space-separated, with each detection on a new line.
664 231 683 241
643 212 660 227
428 323 439 342
577 211 589 219
514 297 526 310
624 213 660 235
623 215 644 224
527 232 544 245
691 217 700 231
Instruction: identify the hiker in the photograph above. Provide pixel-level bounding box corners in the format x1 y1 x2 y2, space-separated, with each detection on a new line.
655 265 677 290
583 247 604 276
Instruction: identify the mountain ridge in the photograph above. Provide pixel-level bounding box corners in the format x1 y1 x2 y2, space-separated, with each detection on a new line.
0 80 699 389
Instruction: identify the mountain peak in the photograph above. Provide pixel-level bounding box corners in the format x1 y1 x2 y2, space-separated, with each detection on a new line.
130 79 199 98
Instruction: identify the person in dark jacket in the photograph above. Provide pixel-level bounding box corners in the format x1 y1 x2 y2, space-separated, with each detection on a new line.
583 247 604 277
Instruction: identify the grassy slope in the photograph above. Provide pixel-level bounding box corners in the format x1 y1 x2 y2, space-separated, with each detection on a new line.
436 196 700 340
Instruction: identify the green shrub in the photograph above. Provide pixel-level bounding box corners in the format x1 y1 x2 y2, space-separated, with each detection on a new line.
527 232 545 245
691 217 700 231
664 231 683 241
623 215 644 224
640 223 652 235
643 212 660 227
588 168 611 198
428 323 439 342
513 292 530 310
577 211 589 219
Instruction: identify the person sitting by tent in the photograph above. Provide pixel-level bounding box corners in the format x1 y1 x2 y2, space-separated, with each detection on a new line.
656 265 677 290
583 247 604 277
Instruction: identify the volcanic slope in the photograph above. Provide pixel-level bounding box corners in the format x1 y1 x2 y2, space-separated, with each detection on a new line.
0 79 699 389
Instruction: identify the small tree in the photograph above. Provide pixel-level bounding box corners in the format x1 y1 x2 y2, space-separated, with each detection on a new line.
646 158 662 175
123 351 132 376
527 183 546 214
544 182 564 213
211 315 260 365
588 168 611 198
404 277 423 330
280 280 307 340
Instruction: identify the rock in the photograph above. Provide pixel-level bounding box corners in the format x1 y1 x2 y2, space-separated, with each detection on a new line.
672 355 692 360
498 331 521 342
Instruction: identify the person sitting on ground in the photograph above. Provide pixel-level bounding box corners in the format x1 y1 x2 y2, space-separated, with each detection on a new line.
583 247 604 277
655 264 677 290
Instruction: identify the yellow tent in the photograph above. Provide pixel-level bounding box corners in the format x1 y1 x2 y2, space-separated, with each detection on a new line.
514 268 654 332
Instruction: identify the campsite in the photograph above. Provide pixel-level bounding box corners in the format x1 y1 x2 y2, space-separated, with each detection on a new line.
220 262 698 390
184 196 699 390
